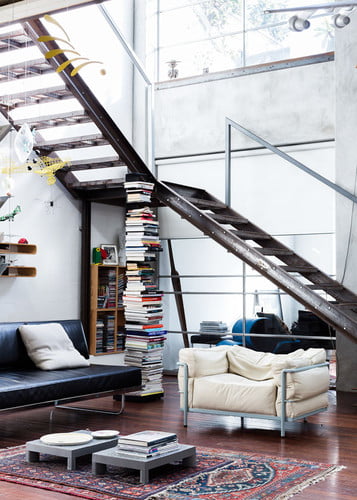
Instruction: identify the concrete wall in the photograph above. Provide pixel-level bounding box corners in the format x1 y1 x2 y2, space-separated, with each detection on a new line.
155 61 334 158
335 13 357 391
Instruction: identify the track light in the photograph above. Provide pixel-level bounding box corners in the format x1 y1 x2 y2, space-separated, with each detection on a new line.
266 2 357 31
332 13 351 27
289 15 311 31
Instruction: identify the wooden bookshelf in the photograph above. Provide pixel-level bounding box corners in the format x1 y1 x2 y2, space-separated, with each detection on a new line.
89 264 126 355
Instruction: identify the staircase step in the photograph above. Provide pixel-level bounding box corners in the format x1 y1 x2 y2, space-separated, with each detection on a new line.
253 247 294 256
69 159 125 171
36 133 108 151
0 84 72 108
186 197 226 210
68 179 125 189
280 264 317 273
13 109 91 129
0 28 32 52
0 58 51 79
68 155 120 167
231 230 271 240
307 283 345 291
329 302 357 309
210 213 249 224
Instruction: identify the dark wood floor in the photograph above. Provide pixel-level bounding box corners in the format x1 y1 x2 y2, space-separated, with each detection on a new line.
0 376 356 499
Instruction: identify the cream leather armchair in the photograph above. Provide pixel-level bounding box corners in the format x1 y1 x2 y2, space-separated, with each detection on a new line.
178 345 329 437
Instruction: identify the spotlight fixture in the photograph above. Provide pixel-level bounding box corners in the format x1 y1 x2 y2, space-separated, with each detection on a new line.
332 13 351 27
288 15 311 31
266 2 357 30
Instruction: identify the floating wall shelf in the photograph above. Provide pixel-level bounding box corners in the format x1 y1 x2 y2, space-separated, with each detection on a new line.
0 242 37 277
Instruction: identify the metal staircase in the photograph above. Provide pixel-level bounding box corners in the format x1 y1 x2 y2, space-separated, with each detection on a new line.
0 18 357 343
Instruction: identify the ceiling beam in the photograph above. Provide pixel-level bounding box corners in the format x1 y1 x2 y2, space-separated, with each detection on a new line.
0 0 108 27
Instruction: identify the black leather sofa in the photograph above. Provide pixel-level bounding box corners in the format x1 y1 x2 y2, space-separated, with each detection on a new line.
0 319 141 411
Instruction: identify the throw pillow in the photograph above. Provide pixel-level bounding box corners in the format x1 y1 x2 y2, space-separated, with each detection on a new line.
19 323 90 370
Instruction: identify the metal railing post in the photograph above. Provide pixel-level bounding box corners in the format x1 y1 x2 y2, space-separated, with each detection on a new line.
242 262 247 346
225 119 232 206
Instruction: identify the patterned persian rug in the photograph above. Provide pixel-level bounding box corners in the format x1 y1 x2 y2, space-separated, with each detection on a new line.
0 445 344 499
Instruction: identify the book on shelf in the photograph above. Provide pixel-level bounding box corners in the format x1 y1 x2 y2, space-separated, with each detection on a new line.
118 430 177 447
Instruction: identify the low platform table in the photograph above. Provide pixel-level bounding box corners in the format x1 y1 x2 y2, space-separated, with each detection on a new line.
92 443 196 484
26 432 119 471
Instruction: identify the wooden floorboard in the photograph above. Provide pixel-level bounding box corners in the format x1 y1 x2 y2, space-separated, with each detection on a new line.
0 376 356 499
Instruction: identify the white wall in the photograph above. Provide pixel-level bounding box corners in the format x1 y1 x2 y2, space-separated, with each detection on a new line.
0 131 82 322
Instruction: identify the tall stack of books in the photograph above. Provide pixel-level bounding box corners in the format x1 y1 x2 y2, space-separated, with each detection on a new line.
123 178 166 399
117 430 178 458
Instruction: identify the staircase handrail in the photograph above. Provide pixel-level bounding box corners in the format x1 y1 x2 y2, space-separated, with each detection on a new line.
225 117 357 206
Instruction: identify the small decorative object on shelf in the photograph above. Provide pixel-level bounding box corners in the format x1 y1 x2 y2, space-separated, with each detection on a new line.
100 244 118 265
123 174 166 400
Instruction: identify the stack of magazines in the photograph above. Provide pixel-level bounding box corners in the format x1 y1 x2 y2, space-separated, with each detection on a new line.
117 430 178 458
125 207 161 262
124 180 155 204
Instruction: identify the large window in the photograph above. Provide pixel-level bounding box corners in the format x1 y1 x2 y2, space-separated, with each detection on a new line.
155 1 335 81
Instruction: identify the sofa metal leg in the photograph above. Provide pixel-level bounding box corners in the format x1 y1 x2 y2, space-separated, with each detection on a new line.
53 394 126 416
280 420 286 437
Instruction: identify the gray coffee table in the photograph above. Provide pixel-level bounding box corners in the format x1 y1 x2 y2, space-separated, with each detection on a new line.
92 443 196 484
26 432 119 471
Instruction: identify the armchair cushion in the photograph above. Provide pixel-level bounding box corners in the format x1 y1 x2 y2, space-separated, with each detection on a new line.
227 346 276 380
193 373 277 415
180 346 228 377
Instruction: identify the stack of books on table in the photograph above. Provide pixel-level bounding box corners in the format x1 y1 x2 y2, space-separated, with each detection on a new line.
117 430 178 458
200 321 229 334
124 180 155 204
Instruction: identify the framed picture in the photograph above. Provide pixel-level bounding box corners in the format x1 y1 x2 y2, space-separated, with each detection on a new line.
100 244 118 265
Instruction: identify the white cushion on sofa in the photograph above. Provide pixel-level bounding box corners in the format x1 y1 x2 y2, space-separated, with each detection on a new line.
19 323 90 370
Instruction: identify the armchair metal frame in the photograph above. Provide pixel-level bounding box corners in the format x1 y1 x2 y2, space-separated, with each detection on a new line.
178 361 329 437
